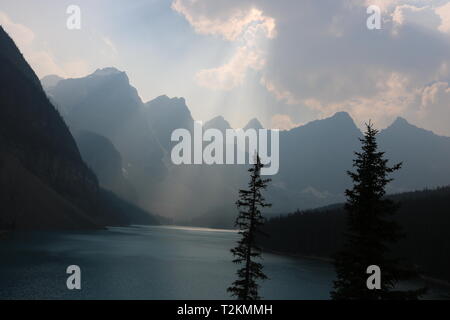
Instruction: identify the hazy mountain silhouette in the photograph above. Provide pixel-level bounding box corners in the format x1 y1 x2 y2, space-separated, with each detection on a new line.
270 112 362 210
144 95 194 151
204 115 232 132
46 67 166 211
181 112 450 227
270 112 450 216
379 117 450 191
244 118 264 130
75 131 137 204
41 74 63 90
0 27 157 229
41 63 450 228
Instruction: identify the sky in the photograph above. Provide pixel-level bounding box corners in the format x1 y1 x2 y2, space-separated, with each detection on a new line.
1 0 450 135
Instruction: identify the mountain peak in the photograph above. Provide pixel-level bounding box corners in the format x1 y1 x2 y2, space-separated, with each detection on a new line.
91 67 123 77
290 111 359 135
331 111 353 121
153 94 170 102
327 112 358 129
41 74 64 89
204 115 232 131
380 116 446 141
384 116 422 133
145 95 192 123
149 95 186 105
244 118 264 130
391 116 411 127
85 67 131 88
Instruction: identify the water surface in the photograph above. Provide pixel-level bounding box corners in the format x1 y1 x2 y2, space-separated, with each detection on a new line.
0 225 446 299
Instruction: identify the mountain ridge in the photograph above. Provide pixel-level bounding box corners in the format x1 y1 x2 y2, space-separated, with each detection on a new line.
41 65 450 226
244 118 264 130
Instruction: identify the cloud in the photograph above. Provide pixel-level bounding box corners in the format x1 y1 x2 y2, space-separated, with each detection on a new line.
0 11 90 78
172 1 276 41
323 72 418 127
270 114 302 130
0 11 35 47
260 76 300 105
171 0 450 134
262 1 450 129
101 36 118 59
392 5 428 25
172 0 276 90
0 11 62 76
416 81 450 136
391 3 442 34
436 2 450 33
196 45 266 90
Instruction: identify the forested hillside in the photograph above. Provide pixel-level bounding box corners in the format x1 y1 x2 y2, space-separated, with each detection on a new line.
260 187 450 282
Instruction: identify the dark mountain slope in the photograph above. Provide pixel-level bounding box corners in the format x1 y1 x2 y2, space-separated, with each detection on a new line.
0 152 98 230
75 131 137 203
0 27 101 227
0 27 41 87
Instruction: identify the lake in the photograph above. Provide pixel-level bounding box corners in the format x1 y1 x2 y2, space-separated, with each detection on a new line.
0 225 447 299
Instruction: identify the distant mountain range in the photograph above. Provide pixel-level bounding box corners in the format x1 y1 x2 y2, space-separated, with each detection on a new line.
42 69 450 228
0 26 158 230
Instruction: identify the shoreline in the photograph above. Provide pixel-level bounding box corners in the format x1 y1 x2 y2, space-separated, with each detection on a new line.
263 248 334 263
421 275 450 289
263 248 450 290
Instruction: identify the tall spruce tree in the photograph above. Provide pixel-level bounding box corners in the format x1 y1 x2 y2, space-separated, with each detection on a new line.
331 122 425 300
228 155 271 300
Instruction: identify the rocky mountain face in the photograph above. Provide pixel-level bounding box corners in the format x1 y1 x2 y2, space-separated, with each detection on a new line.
144 95 194 152
46 67 166 210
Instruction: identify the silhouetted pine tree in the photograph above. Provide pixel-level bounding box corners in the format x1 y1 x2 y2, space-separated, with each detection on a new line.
331 122 426 300
228 155 271 300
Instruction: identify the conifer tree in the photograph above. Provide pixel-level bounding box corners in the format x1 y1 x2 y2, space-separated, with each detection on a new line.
228 154 271 300
332 122 425 300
